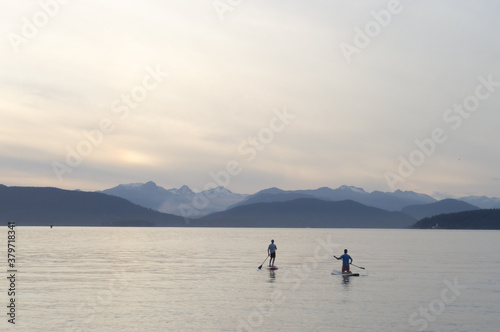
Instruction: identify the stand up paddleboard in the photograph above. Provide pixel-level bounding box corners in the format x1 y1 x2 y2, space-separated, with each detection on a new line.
266 265 278 270
331 270 359 276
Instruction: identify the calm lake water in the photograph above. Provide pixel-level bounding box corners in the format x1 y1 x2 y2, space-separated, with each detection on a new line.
10 227 500 331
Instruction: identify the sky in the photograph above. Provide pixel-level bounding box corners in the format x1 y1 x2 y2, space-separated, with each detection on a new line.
1 0 499 198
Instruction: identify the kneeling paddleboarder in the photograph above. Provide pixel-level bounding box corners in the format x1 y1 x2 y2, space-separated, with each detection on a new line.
334 249 352 274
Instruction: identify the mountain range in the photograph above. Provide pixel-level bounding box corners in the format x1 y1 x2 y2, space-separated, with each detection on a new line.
401 199 479 220
98 181 497 218
228 186 437 211
1 182 498 229
195 198 415 228
99 181 247 217
0 185 185 227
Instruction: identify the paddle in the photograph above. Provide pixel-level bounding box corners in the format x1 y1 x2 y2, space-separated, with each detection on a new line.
351 263 365 270
258 255 269 270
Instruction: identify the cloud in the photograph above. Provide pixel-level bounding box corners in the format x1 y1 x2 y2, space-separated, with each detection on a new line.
1 1 499 197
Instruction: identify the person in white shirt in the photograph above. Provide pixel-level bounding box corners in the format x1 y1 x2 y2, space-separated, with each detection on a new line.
268 239 277 266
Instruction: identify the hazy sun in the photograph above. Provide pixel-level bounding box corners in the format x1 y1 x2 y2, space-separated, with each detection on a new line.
119 150 153 165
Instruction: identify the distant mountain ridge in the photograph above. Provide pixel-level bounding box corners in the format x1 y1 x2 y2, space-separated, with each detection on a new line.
402 199 479 220
99 181 247 217
2 183 499 229
195 198 416 228
0 185 185 226
230 186 437 211
99 182 500 219
457 196 500 209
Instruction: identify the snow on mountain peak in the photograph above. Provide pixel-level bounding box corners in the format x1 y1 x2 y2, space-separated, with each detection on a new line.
171 185 194 195
120 182 146 189
203 186 232 195
142 181 158 190
337 185 366 193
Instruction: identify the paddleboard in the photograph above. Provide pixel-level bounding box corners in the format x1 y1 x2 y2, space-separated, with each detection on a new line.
266 265 278 270
331 269 359 276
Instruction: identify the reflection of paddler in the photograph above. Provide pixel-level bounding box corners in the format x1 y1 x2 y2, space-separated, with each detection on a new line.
267 239 277 266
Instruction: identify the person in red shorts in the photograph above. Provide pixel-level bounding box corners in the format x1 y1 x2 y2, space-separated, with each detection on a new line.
334 249 353 274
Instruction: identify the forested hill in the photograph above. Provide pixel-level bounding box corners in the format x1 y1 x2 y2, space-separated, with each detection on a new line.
411 209 500 229
0 185 185 226
195 198 416 228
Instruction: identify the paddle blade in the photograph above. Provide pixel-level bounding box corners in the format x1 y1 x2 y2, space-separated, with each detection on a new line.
351 264 365 270
258 265 263 270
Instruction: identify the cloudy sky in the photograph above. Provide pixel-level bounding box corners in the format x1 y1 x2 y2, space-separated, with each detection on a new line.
1 0 499 197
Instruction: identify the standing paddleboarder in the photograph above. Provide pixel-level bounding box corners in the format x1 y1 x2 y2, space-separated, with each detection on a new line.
334 249 353 274
268 239 277 267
